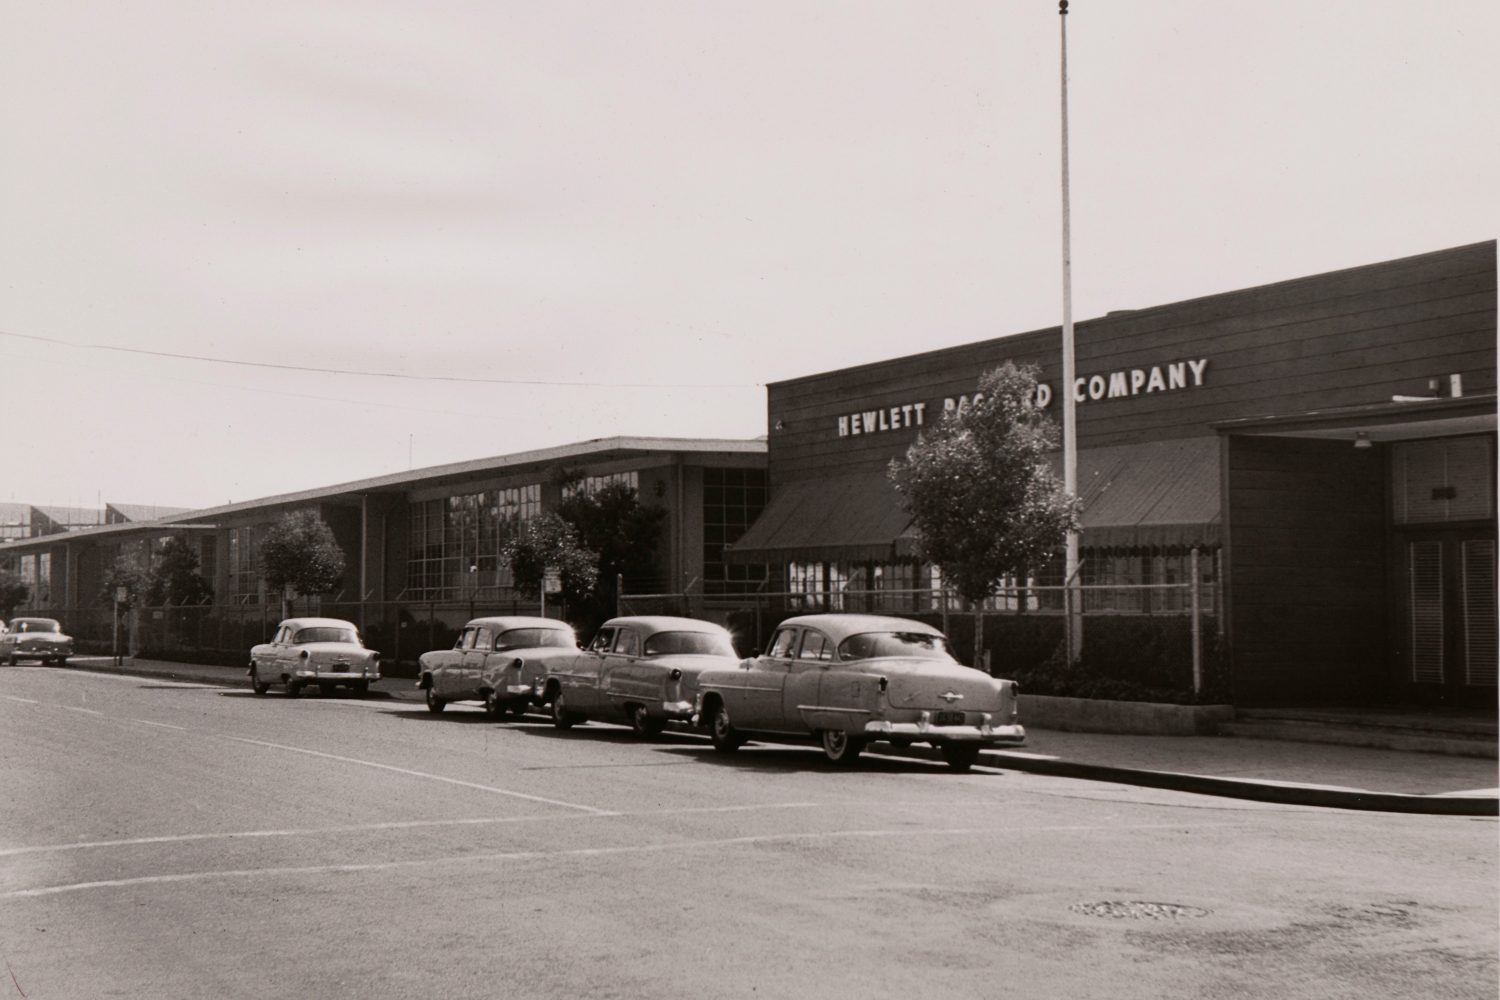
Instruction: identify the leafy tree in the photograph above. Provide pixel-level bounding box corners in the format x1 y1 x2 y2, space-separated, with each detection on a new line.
0 570 29 618
145 536 214 606
258 510 346 616
555 478 666 631
888 361 1081 668
100 554 148 610
501 513 598 612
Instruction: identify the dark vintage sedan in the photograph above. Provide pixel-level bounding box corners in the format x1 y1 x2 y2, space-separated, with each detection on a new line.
417 616 579 717
0 617 74 665
539 616 740 736
693 614 1025 771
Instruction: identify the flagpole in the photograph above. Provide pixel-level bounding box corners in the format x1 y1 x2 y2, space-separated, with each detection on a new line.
1059 0 1082 662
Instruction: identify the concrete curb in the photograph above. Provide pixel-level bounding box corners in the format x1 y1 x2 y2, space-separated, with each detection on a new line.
59 658 1498 817
865 743 1499 817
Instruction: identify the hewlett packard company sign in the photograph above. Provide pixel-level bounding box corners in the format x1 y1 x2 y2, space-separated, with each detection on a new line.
835 358 1209 438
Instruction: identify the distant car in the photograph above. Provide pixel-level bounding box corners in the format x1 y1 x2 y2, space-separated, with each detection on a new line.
693 614 1025 771
248 617 380 697
540 616 740 736
0 617 74 665
417 617 579 717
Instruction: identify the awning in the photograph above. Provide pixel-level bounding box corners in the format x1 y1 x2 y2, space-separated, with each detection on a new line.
1059 436 1222 549
728 436 1223 565
724 470 912 564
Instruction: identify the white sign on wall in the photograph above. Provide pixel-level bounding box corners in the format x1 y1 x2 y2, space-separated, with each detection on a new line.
833 357 1209 438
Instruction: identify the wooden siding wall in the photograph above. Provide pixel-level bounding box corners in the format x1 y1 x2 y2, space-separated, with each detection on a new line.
1225 436 1388 704
766 242 1496 484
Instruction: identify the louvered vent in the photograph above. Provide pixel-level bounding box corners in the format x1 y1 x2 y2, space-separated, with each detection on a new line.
1463 539 1497 687
1409 542 1444 684
1393 437 1495 525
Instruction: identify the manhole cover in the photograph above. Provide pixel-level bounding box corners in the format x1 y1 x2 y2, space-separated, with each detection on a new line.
1070 901 1211 920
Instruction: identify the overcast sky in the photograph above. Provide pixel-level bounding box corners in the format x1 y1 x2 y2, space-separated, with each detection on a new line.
2 1 1494 512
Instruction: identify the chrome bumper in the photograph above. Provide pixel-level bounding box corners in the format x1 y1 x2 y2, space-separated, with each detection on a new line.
505 683 533 697
293 670 379 682
661 699 694 720
863 719 1026 744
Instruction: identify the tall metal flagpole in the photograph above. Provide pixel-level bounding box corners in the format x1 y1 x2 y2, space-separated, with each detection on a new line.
1059 0 1082 661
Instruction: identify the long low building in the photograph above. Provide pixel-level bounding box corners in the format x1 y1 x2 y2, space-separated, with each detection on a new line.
0 436 768 664
3 242 1494 706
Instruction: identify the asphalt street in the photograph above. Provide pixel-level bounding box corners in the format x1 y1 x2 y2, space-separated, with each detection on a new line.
3 666 1496 1000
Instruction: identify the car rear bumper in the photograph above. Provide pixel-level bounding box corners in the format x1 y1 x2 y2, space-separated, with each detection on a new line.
863 719 1026 745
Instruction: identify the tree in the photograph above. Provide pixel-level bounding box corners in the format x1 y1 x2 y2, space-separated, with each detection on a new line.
501 513 598 612
0 570 28 619
888 362 1081 669
555 478 666 631
100 554 148 610
145 536 214 606
258 510 346 617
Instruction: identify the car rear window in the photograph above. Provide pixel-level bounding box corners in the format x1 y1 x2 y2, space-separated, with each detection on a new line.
13 619 61 633
496 628 575 651
837 631 954 662
643 631 735 657
294 627 359 644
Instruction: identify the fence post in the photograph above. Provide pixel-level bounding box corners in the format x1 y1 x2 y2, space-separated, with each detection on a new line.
616 573 623 618
1190 546 1202 695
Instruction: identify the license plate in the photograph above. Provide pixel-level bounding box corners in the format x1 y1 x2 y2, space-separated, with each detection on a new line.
933 711 965 726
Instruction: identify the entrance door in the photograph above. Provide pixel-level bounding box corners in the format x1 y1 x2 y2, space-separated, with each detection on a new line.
1404 531 1497 702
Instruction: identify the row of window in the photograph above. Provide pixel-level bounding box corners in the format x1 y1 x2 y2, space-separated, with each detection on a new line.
406 486 542 600
785 552 1219 614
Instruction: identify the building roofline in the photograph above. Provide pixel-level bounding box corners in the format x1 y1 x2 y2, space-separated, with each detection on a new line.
0 436 765 553
179 435 764 520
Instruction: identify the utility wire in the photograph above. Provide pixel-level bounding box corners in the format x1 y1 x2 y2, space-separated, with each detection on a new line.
0 328 761 389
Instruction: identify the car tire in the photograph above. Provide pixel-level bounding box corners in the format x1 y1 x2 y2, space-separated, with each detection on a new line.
56 657 68 667
6 653 16 666
425 686 446 714
484 690 506 719
285 681 303 699
351 681 369 697
510 700 530 718
550 691 578 730
820 729 864 765
250 667 270 696
940 744 981 773
628 705 665 738
708 702 743 753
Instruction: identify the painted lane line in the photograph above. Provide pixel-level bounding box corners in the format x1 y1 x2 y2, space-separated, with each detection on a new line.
2 822 1243 900
223 735 611 814
0 803 823 859
56 670 224 689
58 706 103 716
1 696 40 704
133 720 188 731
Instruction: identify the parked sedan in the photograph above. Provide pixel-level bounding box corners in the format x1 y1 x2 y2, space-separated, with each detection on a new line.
1 617 74 665
694 614 1025 771
248 617 380 697
540 616 740 736
417 617 579 717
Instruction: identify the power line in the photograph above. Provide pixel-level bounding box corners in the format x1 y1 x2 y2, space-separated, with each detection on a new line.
0 328 761 389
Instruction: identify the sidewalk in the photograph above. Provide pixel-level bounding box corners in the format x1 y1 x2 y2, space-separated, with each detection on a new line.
59 655 1499 816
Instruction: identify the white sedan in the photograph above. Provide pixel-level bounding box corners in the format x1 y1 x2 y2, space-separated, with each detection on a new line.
248 617 380 697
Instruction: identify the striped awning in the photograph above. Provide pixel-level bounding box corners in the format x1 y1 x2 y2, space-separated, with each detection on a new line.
728 436 1223 565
